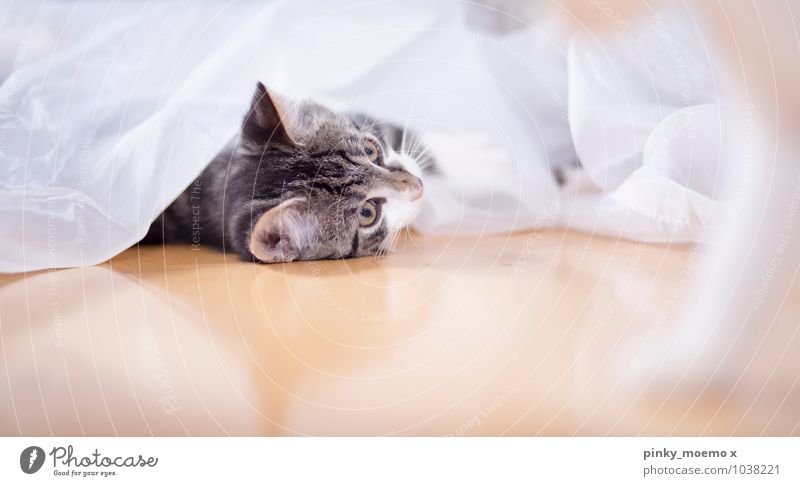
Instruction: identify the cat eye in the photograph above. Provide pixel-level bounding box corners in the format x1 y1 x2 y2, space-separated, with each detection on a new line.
359 199 381 227
364 139 382 165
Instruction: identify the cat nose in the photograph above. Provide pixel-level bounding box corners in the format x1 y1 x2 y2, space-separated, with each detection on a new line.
390 173 424 200
410 178 424 201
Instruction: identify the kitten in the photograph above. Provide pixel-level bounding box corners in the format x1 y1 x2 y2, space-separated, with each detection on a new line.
142 82 436 263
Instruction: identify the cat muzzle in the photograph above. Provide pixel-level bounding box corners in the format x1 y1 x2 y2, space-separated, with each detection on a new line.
410 180 424 201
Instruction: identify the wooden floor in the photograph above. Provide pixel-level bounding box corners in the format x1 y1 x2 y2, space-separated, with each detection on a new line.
0 230 796 436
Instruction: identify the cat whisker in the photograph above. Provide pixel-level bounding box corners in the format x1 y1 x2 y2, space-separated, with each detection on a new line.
378 228 402 257
399 98 418 156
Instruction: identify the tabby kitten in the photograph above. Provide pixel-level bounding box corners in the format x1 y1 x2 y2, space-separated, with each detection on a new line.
142 82 435 263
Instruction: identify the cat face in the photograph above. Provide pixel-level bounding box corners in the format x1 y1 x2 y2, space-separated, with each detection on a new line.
229 83 427 263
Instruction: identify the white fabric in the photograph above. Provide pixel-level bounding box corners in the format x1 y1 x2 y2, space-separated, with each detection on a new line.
560 10 728 243
0 0 726 272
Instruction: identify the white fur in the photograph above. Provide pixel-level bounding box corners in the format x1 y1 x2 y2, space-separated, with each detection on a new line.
375 151 425 234
387 145 424 180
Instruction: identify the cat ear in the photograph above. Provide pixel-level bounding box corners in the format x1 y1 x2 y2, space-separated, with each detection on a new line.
248 198 312 263
242 82 297 149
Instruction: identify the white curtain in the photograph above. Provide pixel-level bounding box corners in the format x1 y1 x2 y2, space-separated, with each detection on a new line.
0 0 726 272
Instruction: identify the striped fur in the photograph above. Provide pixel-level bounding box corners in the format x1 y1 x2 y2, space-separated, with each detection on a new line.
142 82 435 263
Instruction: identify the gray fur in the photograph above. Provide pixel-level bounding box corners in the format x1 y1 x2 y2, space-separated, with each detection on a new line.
142 82 434 263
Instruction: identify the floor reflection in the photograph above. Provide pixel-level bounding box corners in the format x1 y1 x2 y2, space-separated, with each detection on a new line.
0 266 264 435
1 230 797 435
